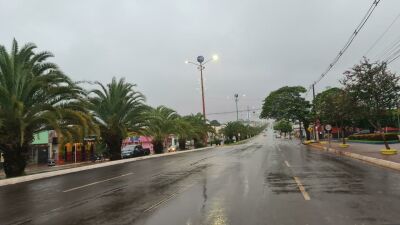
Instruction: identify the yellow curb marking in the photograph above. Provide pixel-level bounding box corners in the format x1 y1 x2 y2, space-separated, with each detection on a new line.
63 172 134 193
293 176 310 201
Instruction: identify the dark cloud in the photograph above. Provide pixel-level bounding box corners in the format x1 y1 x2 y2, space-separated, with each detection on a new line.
1 0 400 122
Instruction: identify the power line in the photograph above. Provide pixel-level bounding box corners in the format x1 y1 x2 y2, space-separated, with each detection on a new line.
376 35 400 61
364 11 400 58
306 0 381 97
206 108 262 116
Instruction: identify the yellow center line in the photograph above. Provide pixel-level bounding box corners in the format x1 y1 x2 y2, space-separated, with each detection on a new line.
284 160 291 167
62 172 134 193
293 176 311 201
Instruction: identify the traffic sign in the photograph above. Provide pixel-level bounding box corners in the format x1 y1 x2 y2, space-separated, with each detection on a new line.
325 124 332 131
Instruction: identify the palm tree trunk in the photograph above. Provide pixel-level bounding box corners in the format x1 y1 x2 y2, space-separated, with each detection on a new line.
153 140 164 154
105 135 122 160
2 145 28 178
179 138 186 150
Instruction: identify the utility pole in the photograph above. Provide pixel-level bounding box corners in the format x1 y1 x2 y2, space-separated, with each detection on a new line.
234 93 239 121
185 55 218 121
312 83 318 142
199 62 206 121
247 106 250 124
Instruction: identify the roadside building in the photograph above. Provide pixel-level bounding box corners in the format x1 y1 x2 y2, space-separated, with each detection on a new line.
31 131 50 164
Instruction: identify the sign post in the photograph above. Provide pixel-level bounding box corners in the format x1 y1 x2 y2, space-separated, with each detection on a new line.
325 124 332 149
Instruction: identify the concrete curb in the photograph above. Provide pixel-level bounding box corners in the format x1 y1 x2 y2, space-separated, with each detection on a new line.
308 144 400 171
0 146 215 187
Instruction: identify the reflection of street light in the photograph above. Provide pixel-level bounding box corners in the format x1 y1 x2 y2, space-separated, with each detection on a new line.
185 54 219 120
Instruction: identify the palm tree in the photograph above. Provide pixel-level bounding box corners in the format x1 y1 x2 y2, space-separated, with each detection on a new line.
0 40 95 177
142 106 179 153
175 117 196 150
178 114 214 149
87 77 146 160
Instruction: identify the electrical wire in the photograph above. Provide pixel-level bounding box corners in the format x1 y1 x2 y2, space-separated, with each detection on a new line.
206 108 262 116
363 11 400 58
305 0 381 96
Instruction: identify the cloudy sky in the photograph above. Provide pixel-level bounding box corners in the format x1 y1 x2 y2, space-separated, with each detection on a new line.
1 0 400 122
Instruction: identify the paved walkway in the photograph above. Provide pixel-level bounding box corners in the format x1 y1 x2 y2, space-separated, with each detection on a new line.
315 140 400 163
0 160 104 179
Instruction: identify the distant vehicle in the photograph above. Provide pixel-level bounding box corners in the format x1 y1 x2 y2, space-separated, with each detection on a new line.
47 159 56 166
121 144 150 158
167 145 177 152
275 134 281 138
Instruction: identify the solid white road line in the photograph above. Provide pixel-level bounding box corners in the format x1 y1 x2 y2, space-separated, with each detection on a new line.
62 172 133 193
293 176 310 201
284 160 291 167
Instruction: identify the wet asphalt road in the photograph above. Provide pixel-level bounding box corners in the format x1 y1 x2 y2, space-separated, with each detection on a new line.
1 132 400 225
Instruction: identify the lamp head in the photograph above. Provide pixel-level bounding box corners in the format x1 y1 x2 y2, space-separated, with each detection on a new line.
197 56 205 63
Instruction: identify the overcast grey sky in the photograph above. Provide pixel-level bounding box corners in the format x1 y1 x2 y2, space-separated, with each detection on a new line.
1 0 400 122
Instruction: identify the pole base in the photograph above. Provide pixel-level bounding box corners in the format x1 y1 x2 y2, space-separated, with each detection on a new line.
380 149 398 155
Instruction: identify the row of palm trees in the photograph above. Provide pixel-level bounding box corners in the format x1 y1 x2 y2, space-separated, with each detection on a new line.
0 40 213 177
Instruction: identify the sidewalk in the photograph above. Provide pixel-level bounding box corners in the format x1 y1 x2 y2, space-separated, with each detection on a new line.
308 140 400 170
0 160 105 179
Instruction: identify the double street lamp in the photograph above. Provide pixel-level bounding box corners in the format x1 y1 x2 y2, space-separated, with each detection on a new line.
185 55 219 120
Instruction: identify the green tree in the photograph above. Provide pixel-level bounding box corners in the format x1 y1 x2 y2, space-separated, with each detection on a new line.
260 86 311 140
0 40 95 177
313 87 354 144
210 120 221 126
184 114 214 148
143 106 179 153
273 119 293 137
87 77 146 160
341 59 400 149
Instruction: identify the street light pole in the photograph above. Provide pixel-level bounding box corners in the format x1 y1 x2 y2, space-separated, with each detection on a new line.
185 55 218 121
234 93 239 121
199 64 206 120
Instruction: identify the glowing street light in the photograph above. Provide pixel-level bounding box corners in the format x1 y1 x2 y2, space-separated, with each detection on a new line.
185 54 219 120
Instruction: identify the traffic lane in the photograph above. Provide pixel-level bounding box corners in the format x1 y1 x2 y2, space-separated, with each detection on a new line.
0 146 232 225
135 136 400 225
25 143 256 225
277 139 400 224
135 135 327 225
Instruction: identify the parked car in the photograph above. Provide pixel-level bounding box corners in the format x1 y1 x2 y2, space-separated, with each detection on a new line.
167 145 177 152
47 159 56 166
121 144 150 158
121 145 135 158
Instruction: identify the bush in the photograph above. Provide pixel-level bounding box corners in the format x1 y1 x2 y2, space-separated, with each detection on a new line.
348 133 399 141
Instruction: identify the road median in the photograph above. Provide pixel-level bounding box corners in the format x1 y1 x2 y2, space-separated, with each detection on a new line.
308 143 400 171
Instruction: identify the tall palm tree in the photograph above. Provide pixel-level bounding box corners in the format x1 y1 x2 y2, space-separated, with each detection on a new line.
87 77 146 160
175 117 196 150
0 40 95 177
185 113 215 148
142 106 179 153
